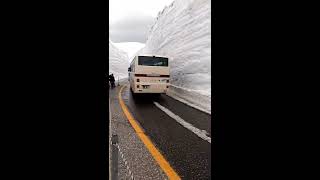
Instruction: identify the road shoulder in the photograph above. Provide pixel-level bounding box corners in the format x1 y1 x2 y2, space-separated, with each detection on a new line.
109 85 167 180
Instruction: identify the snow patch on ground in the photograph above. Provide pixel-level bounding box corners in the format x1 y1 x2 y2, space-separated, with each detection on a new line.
140 0 211 112
166 86 211 115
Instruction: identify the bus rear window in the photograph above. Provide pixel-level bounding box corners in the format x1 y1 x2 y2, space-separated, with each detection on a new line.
138 56 168 67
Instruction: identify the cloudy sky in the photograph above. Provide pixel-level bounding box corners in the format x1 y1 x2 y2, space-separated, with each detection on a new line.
109 0 174 43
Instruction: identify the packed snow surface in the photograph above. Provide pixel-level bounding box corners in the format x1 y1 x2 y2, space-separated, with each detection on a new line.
109 40 129 80
140 0 211 113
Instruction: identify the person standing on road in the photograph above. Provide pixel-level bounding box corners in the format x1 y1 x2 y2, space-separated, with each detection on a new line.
110 74 115 88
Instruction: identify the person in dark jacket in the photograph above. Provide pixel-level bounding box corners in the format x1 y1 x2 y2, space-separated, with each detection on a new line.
110 74 115 88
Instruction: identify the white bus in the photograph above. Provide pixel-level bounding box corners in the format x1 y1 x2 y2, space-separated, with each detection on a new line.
128 55 170 94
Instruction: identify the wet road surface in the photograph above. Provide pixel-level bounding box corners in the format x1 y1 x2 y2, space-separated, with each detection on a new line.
120 84 211 179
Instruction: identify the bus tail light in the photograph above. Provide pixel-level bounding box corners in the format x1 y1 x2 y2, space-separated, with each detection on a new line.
137 85 140 88
167 79 169 83
137 79 140 82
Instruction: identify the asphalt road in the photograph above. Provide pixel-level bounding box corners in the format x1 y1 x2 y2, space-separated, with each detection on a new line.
120 84 211 179
109 84 167 179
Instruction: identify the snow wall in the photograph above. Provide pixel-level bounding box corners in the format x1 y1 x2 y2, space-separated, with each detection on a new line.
141 0 211 113
109 40 129 80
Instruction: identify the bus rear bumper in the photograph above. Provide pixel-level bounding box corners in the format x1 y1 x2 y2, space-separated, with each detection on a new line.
132 86 168 94
133 89 167 94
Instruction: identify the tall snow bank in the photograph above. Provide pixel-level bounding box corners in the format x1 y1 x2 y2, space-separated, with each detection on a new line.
109 40 129 80
113 42 145 62
141 0 211 113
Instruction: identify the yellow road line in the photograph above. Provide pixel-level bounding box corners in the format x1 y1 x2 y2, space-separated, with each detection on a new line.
118 85 181 180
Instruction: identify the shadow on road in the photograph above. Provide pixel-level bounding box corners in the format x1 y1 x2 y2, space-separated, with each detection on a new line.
125 89 162 105
131 94 162 104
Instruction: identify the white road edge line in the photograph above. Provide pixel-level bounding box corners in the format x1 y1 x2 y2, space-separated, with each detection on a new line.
165 93 211 115
153 102 211 144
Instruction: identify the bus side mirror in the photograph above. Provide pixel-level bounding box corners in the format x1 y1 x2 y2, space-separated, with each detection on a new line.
128 67 131 72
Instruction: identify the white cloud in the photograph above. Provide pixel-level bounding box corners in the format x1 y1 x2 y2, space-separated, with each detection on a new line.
109 0 174 24
109 0 174 43
109 15 154 43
